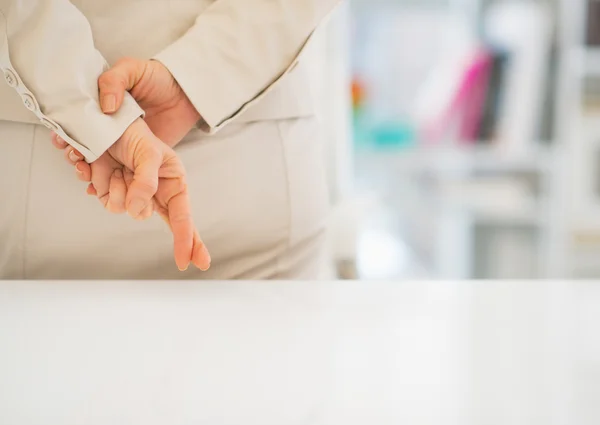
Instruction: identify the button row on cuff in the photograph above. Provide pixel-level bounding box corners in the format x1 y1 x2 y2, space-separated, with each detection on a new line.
0 65 94 160
4 69 17 88
22 93 38 112
39 118 58 132
2 68 41 115
0 12 94 161
2 69 42 116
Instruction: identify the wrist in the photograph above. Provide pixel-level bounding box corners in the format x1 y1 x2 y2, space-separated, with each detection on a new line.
108 117 149 158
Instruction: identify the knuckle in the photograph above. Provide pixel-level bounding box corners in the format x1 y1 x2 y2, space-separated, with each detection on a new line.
98 193 110 208
116 56 136 67
135 179 159 196
97 73 115 90
97 71 111 83
107 203 126 214
170 211 192 224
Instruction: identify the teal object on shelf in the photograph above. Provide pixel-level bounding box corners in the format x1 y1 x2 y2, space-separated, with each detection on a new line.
352 115 416 152
371 122 415 150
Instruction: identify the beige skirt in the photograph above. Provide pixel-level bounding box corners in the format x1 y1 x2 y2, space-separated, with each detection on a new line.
0 117 330 279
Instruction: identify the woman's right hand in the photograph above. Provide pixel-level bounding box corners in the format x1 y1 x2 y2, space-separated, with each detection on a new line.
52 117 211 272
98 57 202 148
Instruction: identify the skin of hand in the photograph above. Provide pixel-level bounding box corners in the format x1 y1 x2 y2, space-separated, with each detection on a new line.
59 56 202 210
51 117 211 272
100 57 201 148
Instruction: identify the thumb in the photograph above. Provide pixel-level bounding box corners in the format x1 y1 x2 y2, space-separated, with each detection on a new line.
98 57 147 114
126 144 162 219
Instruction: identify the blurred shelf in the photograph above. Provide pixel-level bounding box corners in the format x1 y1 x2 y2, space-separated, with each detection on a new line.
350 0 453 8
568 46 600 76
467 207 545 226
355 144 554 174
440 190 544 225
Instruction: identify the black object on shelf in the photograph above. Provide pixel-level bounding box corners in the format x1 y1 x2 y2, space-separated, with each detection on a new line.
478 49 510 142
586 0 600 46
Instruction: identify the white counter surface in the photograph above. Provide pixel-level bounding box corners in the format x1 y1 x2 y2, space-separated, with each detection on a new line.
0 281 597 425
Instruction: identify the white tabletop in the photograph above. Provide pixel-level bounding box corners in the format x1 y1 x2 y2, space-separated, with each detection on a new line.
0 281 597 425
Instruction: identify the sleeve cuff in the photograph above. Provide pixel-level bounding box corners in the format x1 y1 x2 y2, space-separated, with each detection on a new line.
152 26 313 134
48 92 144 163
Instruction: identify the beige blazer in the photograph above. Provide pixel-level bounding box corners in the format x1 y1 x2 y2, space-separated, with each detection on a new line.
0 0 341 162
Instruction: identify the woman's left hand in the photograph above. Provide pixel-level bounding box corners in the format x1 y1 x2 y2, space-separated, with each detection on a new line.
50 120 211 273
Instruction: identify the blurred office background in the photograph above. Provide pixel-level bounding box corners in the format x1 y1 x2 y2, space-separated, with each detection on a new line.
310 0 600 280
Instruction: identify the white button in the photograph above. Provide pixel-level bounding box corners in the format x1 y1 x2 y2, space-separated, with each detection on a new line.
4 69 17 88
22 93 38 112
40 118 58 132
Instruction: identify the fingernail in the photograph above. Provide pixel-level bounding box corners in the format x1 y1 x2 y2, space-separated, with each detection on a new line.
204 245 211 262
69 150 81 162
178 263 189 272
200 245 211 271
127 198 146 219
102 94 116 113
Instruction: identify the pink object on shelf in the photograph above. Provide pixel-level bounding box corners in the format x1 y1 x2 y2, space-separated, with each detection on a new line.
457 49 493 143
421 48 493 145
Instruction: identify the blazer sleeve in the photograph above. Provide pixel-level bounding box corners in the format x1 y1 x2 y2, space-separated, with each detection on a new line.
0 0 144 162
153 0 343 133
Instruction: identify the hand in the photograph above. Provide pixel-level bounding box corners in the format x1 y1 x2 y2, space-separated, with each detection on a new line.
53 118 211 272
98 57 201 148
68 57 201 203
